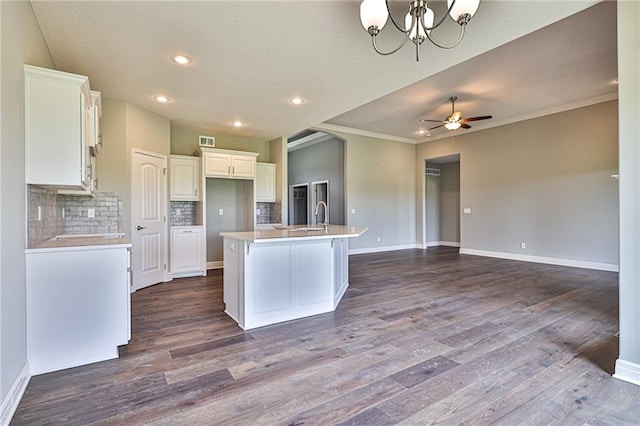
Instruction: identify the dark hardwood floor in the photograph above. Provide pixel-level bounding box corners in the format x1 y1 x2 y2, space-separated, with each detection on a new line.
12 247 640 425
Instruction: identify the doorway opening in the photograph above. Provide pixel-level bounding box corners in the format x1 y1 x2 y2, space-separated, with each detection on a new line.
311 180 329 225
289 183 309 225
424 154 461 249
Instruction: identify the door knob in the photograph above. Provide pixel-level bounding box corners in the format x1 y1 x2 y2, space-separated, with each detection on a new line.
136 225 146 231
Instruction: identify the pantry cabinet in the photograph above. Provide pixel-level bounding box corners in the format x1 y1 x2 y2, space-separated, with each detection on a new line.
202 148 258 179
170 155 200 201
24 65 101 195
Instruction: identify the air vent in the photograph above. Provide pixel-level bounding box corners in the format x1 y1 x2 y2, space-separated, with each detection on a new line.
425 167 441 176
199 135 215 147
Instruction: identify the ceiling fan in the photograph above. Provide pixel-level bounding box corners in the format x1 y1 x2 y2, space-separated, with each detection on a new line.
420 96 492 131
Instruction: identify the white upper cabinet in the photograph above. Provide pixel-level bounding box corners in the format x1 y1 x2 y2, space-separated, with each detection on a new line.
201 148 259 179
256 162 276 202
24 65 100 195
170 155 200 201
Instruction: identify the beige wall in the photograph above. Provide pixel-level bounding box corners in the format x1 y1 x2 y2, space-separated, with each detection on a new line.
98 99 170 237
324 130 416 251
170 126 270 161
417 100 619 266
1 0 54 407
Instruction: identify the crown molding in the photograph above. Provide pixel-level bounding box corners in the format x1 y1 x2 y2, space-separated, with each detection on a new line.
419 92 618 143
313 123 417 144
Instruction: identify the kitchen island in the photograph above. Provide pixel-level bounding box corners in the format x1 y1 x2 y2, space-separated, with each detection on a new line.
220 225 367 330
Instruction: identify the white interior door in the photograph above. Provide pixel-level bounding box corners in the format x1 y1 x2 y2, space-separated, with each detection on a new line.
131 149 167 290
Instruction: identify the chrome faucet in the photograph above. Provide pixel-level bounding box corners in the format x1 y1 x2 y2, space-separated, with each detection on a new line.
314 201 329 230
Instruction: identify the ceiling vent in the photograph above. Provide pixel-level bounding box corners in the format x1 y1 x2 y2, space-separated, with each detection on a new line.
199 135 215 147
425 167 441 176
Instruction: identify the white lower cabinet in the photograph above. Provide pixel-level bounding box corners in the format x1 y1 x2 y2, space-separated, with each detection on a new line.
170 226 205 277
26 245 131 375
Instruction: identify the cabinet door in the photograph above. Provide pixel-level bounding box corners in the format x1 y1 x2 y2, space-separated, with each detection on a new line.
170 157 199 201
171 228 203 274
204 152 232 177
256 163 276 202
231 155 255 178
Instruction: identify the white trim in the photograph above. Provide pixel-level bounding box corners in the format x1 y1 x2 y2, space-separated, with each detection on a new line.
459 248 619 272
1 363 31 426
421 93 618 143
313 123 417 145
207 261 223 270
427 241 461 248
614 359 640 387
349 244 421 255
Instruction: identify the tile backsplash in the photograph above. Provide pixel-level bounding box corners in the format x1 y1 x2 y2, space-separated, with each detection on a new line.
170 201 198 226
27 185 123 247
256 202 281 224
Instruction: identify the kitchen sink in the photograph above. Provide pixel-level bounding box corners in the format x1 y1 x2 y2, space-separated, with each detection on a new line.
288 227 325 232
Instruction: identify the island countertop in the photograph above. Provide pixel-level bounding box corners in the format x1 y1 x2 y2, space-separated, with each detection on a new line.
220 225 368 243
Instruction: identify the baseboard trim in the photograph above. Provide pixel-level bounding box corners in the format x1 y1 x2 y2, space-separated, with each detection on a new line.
207 261 223 270
459 248 619 272
349 244 421 255
427 241 461 248
613 359 640 387
1 362 31 426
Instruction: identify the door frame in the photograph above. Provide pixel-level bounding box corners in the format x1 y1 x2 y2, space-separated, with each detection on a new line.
310 180 329 225
289 183 310 225
130 147 170 290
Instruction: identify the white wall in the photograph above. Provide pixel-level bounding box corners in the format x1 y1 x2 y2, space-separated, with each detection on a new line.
417 100 619 268
0 0 53 419
615 0 640 386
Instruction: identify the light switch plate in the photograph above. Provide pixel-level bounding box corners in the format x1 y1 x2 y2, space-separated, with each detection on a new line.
463 207 471 214
218 208 224 216
351 208 356 214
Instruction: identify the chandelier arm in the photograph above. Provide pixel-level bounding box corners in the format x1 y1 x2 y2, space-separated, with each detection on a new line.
371 32 412 56
424 23 466 49
385 0 410 33
422 0 457 31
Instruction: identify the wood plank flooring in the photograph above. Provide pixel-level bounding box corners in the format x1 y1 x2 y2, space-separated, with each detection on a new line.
11 247 640 425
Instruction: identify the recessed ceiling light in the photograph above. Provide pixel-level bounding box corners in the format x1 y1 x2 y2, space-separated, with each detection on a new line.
170 54 193 65
153 95 171 103
232 120 243 127
417 129 427 135
288 97 305 105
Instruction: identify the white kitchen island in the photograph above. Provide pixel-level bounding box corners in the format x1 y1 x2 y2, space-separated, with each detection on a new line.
221 225 367 330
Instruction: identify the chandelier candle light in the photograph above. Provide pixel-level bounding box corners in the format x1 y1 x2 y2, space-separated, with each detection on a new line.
360 0 481 61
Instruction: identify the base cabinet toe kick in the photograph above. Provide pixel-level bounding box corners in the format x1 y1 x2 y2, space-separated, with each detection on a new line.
221 225 367 330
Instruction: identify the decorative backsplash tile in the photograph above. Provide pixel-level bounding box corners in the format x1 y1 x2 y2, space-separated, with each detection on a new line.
27 185 123 247
170 201 197 226
257 201 281 224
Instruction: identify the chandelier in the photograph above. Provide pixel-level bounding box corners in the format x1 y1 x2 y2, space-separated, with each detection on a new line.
360 0 481 61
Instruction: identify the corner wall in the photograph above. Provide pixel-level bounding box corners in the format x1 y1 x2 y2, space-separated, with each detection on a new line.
416 100 619 269
0 1 54 422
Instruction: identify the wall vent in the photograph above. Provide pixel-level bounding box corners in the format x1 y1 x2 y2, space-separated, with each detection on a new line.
425 167 441 176
199 135 215 147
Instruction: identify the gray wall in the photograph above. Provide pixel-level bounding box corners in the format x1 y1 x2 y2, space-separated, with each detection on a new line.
616 1 640 377
425 172 440 244
288 137 345 225
1 0 54 406
318 129 416 251
439 162 460 244
205 179 248 263
417 100 619 266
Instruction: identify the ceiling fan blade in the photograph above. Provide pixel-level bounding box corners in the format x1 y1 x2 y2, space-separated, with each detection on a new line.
419 118 442 123
460 123 471 129
461 115 493 122
428 124 445 130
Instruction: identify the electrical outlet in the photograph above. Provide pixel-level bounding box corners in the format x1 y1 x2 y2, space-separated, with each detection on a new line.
37 205 42 221
256 209 261 216
87 208 95 218
62 207 65 218
351 208 356 214
463 207 472 214
520 242 526 249
218 208 224 216
377 236 381 242
176 209 181 216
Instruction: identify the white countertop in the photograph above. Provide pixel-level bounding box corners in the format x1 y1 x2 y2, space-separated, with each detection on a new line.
221 225 368 243
27 233 131 252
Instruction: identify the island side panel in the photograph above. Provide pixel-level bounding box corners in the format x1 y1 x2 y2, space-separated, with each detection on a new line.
292 240 333 311
223 238 244 327
333 238 349 307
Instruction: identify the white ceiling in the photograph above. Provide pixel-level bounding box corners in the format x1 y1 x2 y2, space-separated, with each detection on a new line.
29 1 613 143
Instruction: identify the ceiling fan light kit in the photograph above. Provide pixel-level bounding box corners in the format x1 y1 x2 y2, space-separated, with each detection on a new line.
420 95 492 132
360 0 481 61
